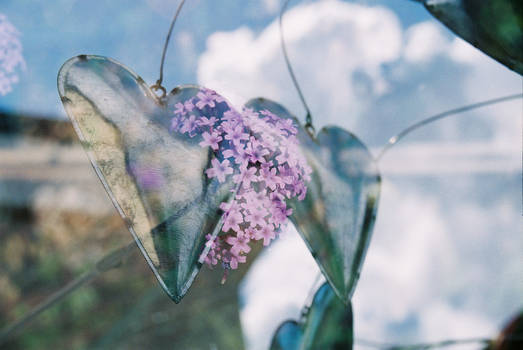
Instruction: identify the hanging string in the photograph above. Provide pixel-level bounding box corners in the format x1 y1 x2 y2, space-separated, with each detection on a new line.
150 0 187 98
280 0 315 136
375 93 522 161
0 242 137 345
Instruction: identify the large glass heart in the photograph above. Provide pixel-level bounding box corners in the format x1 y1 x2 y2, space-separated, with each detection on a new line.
422 0 522 75
270 282 353 350
58 55 379 305
57 55 239 302
246 98 381 303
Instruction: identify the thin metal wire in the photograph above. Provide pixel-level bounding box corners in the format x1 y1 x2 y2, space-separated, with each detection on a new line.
375 93 523 161
280 0 314 135
0 241 137 345
151 0 187 97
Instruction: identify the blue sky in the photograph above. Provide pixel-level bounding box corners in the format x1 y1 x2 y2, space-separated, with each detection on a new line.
1 0 430 118
1 0 521 349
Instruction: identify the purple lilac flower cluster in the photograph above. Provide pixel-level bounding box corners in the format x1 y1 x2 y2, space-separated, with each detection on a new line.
170 88 311 274
0 14 25 96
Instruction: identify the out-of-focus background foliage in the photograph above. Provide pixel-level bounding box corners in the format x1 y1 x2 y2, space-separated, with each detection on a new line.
0 113 254 349
0 0 521 349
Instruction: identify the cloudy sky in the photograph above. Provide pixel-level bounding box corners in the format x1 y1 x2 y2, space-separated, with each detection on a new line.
1 0 521 349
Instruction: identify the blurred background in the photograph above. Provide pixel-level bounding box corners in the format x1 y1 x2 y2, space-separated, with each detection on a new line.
0 0 521 349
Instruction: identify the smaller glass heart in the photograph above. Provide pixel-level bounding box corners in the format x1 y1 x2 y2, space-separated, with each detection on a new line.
270 282 354 350
246 98 381 304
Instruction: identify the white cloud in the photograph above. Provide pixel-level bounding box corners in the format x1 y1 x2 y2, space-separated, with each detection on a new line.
420 302 494 342
352 181 455 339
197 0 402 130
404 21 448 63
196 0 520 149
376 141 521 175
199 0 523 347
241 176 521 348
351 179 518 344
239 225 322 350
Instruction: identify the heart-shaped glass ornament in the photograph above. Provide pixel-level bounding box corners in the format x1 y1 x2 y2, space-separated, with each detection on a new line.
270 282 353 350
422 0 522 75
57 55 243 302
58 55 378 305
245 98 381 304
57 55 313 302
